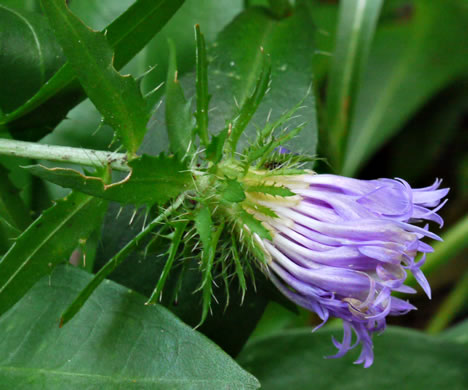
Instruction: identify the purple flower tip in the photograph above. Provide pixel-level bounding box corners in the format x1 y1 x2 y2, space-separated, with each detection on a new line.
249 174 448 367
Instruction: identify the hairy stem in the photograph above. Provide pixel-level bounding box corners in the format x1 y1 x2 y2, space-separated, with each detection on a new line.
0 138 129 172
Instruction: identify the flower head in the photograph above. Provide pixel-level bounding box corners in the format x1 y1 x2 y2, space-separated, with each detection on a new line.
246 173 448 367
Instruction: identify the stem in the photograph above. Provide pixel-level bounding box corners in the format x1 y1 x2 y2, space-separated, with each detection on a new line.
405 215 468 288
426 268 468 334
0 138 129 172
60 193 186 327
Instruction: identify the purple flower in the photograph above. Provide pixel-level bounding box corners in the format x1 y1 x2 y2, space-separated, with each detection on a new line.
247 174 448 367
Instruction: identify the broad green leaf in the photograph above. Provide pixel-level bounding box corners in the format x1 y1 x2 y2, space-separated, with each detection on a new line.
2 0 184 138
342 0 468 176
325 0 383 170
41 0 150 155
195 24 210 146
0 5 65 113
25 154 192 205
0 265 260 389
238 327 468 390
165 40 195 158
206 3 318 157
0 190 108 317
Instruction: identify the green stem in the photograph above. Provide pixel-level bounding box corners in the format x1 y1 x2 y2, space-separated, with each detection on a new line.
60 193 186 326
405 215 468 288
426 268 468 334
0 138 129 172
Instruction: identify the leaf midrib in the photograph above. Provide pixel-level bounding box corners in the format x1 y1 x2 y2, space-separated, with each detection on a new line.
0 365 254 387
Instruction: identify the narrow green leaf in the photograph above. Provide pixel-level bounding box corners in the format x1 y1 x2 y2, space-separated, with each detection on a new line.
195 205 213 251
229 50 271 154
25 154 192 206
194 205 214 324
0 190 108 317
165 39 195 158
195 24 210 146
245 184 295 197
207 4 318 157
146 220 188 305
0 265 260 389
326 0 383 170
231 235 247 302
60 194 185 326
237 206 271 241
3 0 184 137
238 327 467 390
342 0 468 175
41 0 150 155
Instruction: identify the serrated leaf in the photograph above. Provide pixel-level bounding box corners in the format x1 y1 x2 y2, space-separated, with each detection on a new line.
41 0 150 155
207 4 318 158
221 178 246 203
206 127 228 163
195 24 210 146
245 184 295 197
229 50 271 154
3 0 184 138
165 39 195 158
194 205 216 324
326 0 383 169
237 207 271 241
0 265 260 389
0 190 108 318
25 154 192 206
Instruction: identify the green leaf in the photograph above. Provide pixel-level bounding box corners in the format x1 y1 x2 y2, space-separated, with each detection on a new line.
238 327 468 390
165 39 195 158
0 165 31 234
245 184 295 197
325 0 383 170
221 178 246 203
146 220 189 305
195 24 210 146
441 320 468 345
0 190 108 318
207 3 318 158
41 0 150 155
3 0 184 137
0 5 65 113
25 154 192 206
0 265 260 389
206 127 229 163
229 50 271 154
237 206 271 241
93 204 270 357
342 0 468 176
